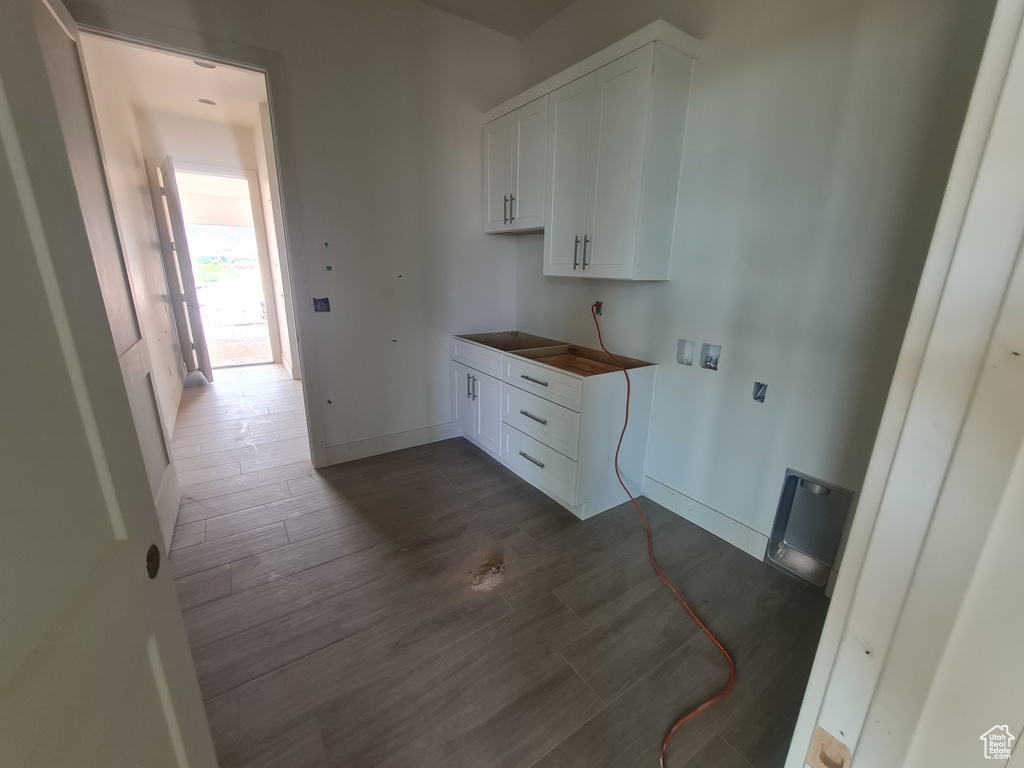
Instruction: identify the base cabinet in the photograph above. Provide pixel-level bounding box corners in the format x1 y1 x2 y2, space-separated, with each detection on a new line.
452 335 655 519
451 360 501 456
473 369 501 455
452 361 475 436
500 422 578 508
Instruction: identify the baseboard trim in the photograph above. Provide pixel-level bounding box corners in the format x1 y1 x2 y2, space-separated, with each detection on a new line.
155 464 182 550
281 354 296 379
324 423 460 466
643 476 769 561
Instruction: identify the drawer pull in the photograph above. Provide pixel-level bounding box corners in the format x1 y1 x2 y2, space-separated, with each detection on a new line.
520 374 549 387
518 451 545 469
519 409 547 425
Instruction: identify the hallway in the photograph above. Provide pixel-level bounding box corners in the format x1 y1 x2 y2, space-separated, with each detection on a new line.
170 365 308 491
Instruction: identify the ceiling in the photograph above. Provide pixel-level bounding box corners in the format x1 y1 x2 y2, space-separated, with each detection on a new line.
80 34 267 128
417 0 576 38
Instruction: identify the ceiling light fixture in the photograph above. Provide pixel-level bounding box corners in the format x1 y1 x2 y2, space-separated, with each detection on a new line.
198 98 217 105
193 60 216 69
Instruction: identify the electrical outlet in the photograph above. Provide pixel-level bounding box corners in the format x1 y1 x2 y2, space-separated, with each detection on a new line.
700 343 722 370
594 301 603 315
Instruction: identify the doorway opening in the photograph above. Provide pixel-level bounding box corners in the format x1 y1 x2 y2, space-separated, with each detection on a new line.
176 171 273 368
77 30 311 544
79 31 303 392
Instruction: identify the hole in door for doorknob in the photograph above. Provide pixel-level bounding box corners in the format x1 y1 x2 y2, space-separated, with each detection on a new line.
146 544 161 579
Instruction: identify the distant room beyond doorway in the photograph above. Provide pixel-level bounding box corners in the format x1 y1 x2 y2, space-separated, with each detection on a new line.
177 171 273 368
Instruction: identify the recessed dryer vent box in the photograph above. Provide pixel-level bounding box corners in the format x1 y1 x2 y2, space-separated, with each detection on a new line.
765 469 853 587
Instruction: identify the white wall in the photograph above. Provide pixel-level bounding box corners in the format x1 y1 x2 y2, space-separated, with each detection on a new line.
179 191 253 226
80 36 184 436
253 102 298 378
510 0 995 547
134 109 258 172
68 0 522 458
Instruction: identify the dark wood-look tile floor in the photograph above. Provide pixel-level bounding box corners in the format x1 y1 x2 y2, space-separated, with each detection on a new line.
170 364 828 768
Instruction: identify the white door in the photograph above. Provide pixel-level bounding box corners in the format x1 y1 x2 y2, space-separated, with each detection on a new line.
0 1 216 765
472 371 502 456
483 112 513 233
510 96 547 231
544 76 593 276
452 361 475 436
145 160 194 375
152 156 214 382
583 46 654 279
34 0 182 548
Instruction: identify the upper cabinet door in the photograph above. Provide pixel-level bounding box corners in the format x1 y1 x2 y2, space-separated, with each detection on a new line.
583 46 655 279
483 113 513 233
510 96 547 231
544 76 594 276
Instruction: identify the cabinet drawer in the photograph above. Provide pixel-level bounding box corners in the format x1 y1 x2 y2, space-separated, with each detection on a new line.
501 356 583 412
501 384 580 460
501 424 577 506
452 337 501 377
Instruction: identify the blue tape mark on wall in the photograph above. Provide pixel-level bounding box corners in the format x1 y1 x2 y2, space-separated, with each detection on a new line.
313 297 330 312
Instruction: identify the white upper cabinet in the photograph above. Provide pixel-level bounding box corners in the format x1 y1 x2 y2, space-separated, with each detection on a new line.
545 77 593 275
511 97 548 230
584 47 655 278
482 22 699 279
483 113 513 232
545 43 692 280
483 96 548 233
